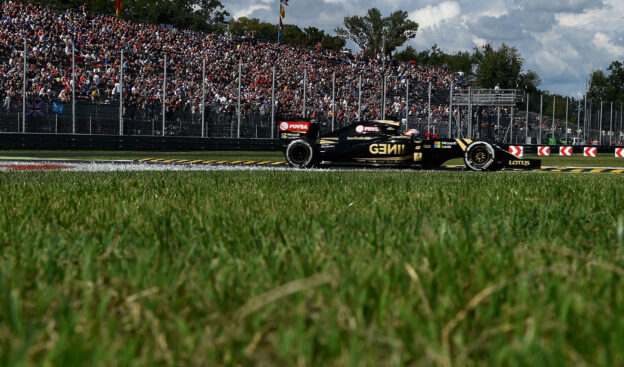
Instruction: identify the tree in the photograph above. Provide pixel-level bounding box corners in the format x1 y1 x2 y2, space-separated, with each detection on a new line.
335 8 418 56
517 70 542 94
588 69 608 102
474 43 523 89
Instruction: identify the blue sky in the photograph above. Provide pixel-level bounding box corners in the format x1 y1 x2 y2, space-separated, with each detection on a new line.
219 0 624 97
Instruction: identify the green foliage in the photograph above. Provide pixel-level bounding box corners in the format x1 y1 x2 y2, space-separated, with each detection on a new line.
474 43 523 89
588 61 624 103
1 170 624 365
395 44 474 74
335 8 418 56
229 17 345 51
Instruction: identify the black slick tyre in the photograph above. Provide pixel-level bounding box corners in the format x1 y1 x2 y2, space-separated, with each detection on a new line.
285 139 316 168
464 141 496 171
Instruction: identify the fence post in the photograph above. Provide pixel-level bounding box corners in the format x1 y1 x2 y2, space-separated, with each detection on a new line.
448 83 452 138
237 62 241 139
358 75 362 122
510 107 514 144
525 93 529 143
406 78 410 132
120 50 124 136
610 101 613 146
302 69 307 119
382 76 387 120
539 94 543 145
72 43 76 134
271 66 275 139
599 100 603 145
332 71 335 131
202 58 205 138
497 106 500 140
468 88 472 139
22 40 27 133
162 54 167 137
577 100 580 141
428 82 431 134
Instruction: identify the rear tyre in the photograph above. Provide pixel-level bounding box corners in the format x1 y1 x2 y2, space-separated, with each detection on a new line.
285 139 317 168
464 141 496 171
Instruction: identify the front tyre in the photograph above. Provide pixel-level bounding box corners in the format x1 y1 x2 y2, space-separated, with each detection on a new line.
285 139 317 168
464 141 496 171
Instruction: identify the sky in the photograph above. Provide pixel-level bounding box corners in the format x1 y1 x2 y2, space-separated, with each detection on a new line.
219 0 624 98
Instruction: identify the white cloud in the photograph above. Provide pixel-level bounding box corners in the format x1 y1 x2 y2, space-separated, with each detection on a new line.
220 0 624 96
592 33 624 57
409 2 460 29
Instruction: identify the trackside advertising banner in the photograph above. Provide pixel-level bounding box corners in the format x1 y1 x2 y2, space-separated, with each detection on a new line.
279 121 309 132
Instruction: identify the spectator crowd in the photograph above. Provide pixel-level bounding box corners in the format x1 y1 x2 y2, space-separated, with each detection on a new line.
0 0 467 133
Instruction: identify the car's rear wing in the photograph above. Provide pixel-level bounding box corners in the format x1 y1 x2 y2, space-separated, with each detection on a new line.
278 121 319 144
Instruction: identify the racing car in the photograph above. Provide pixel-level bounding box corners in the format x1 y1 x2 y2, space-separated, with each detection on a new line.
279 119 541 171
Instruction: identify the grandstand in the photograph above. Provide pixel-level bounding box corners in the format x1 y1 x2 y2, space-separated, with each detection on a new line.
0 1 621 144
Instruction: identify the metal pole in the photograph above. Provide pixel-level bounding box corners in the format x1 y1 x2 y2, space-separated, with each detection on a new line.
382 76 387 120
302 69 307 118
565 97 568 143
448 83 452 138
584 95 587 140
202 58 205 138
162 54 167 136
237 62 241 139
599 100 603 145
332 71 335 130
72 43 76 134
358 75 362 122
552 96 555 144
526 93 529 143
497 107 500 140
55 114 57 133
539 94 543 145
22 40 26 133
119 50 124 136
428 82 432 134
89 115 92 135
271 66 275 139
406 79 410 132
610 101 613 146
577 100 580 142
510 107 514 144
468 88 472 139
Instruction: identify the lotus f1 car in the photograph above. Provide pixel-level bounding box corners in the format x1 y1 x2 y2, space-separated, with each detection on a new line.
279 120 541 171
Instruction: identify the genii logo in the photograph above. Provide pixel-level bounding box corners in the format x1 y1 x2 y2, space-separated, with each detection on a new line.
279 121 310 132
369 144 405 155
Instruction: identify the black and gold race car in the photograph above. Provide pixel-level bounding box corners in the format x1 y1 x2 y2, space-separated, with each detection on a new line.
279 119 540 171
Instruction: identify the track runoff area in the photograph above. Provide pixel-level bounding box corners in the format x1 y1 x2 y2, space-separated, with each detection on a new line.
2 149 624 173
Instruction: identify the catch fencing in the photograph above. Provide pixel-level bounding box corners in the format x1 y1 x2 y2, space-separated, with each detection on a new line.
2 40 624 147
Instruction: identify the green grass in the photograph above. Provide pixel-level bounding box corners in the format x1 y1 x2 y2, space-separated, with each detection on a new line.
1 171 624 366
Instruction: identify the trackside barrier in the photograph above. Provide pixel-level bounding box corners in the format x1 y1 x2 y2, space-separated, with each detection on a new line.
616 148 624 158
560 147 573 156
0 134 281 151
538 146 550 156
584 147 597 157
508 145 524 158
